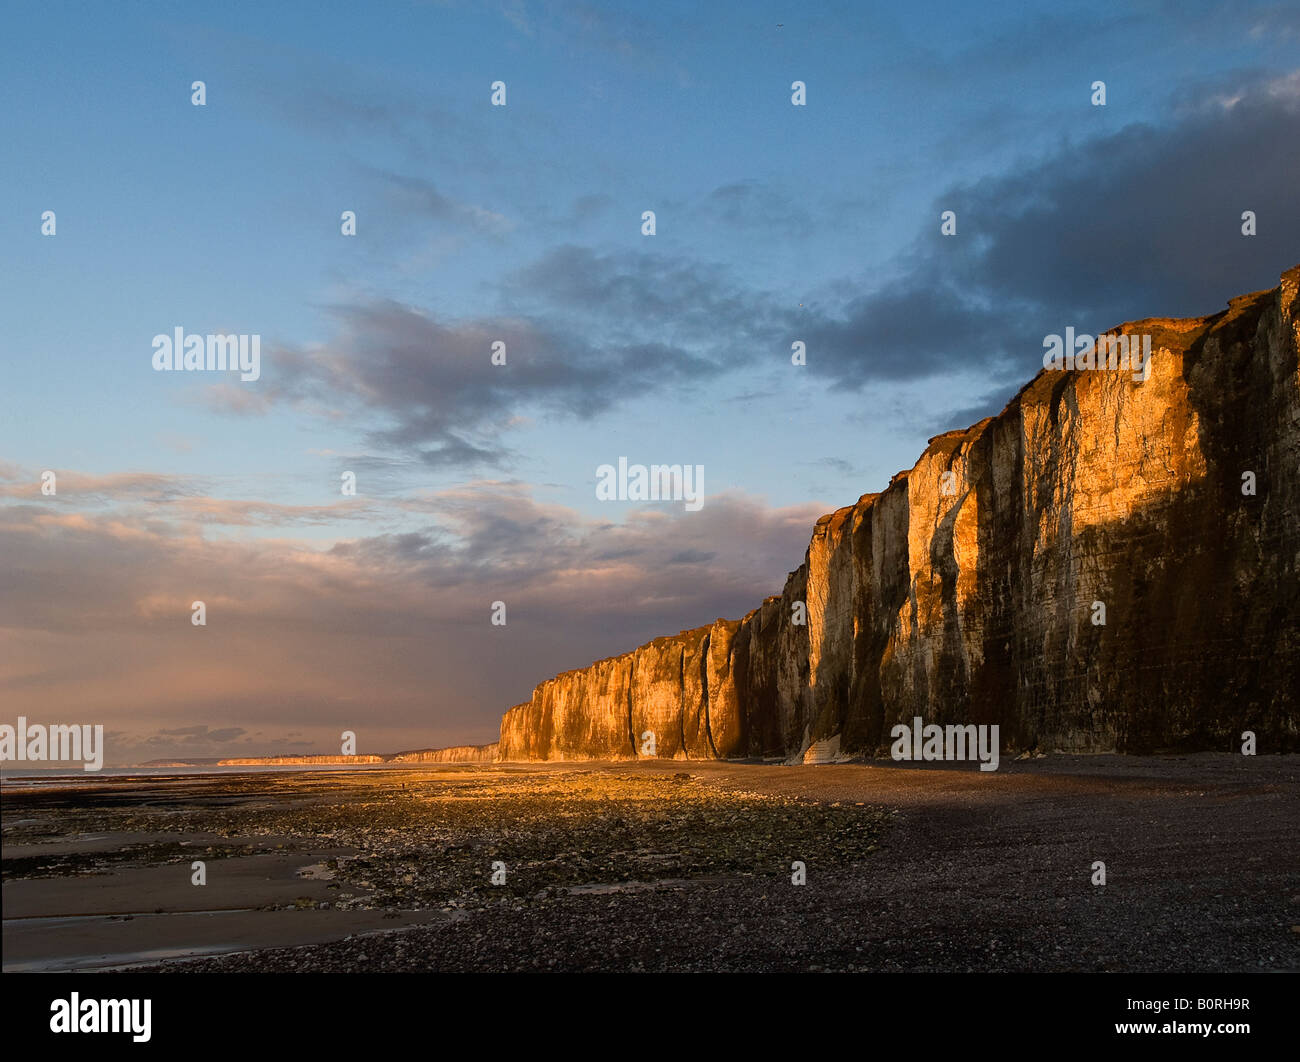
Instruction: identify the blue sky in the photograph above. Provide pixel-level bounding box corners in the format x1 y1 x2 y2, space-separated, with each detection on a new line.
1 0 1297 762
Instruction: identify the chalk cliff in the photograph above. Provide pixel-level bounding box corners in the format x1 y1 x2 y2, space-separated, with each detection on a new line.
389 744 499 763
498 268 1300 760
216 744 498 767
218 754 385 765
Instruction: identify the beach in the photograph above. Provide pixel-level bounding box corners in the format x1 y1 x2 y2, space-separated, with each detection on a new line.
3 756 1297 973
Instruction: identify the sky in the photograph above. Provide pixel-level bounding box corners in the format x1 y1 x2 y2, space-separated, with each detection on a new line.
1 0 1297 764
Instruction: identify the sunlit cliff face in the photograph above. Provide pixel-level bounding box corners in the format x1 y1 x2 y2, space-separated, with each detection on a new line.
500 269 1300 762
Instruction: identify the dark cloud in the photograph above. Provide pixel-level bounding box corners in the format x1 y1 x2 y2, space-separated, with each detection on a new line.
194 70 1298 487
931 392 1011 433
255 247 764 465
800 70 1300 388
105 726 306 765
508 245 782 344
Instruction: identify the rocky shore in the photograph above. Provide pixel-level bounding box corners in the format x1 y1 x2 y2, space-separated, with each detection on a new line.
5 756 1294 973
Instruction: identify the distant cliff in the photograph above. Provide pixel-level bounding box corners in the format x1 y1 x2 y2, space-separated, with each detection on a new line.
215 744 498 767
218 754 385 765
499 267 1300 760
388 744 499 763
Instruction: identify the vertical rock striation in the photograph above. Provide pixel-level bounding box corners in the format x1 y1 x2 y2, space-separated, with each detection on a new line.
497 269 1300 760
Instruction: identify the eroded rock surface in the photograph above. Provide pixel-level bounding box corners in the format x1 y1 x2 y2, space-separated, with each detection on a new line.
499 269 1300 759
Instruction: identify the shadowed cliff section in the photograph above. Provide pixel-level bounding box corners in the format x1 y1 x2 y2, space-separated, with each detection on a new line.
498 267 1300 761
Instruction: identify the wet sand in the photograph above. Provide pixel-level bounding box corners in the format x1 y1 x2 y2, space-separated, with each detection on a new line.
2 834 452 971
3 755 1296 972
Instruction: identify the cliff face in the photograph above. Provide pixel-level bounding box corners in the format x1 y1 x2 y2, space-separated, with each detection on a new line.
215 744 499 766
389 744 499 763
499 620 746 761
498 269 1300 760
218 755 385 765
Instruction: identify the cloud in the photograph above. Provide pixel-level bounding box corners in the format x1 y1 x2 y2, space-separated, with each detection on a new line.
0 471 202 504
170 497 382 527
104 726 302 765
204 70 1299 468
371 170 515 237
798 69 1300 389
508 244 783 343
156 724 247 742
241 246 762 466
0 468 380 529
0 476 825 761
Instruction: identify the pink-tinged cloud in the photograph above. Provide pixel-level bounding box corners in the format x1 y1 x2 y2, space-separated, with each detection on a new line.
1 476 824 763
